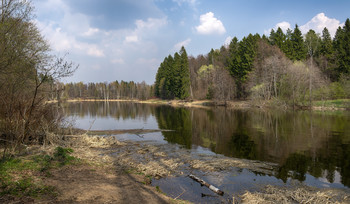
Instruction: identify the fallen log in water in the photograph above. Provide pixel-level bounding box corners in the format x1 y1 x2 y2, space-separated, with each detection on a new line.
188 174 224 196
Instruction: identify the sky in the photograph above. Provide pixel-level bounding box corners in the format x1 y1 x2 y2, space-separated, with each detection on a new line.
33 0 350 84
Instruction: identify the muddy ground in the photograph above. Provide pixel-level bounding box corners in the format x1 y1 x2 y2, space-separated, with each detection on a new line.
2 132 349 203
58 133 350 203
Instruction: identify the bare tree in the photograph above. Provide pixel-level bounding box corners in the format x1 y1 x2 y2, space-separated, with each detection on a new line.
305 29 321 107
0 0 77 153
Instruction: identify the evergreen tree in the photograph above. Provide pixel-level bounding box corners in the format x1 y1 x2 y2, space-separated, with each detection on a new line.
291 24 307 61
274 27 286 49
165 55 175 99
154 60 165 97
318 27 335 78
269 29 276 45
179 46 190 99
282 28 294 59
334 18 350 77
320 27 333 57
233 34 260 97
261 34 269 43
173 52 181 98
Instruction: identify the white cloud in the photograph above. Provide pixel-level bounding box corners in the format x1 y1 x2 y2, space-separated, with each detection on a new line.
34 0 169 83
266 13 343 37
300 13 344 37
275 21 291 32
224 36 232 46
173 38 191 51
264 21 291 35
196 12 226 35
125 35 138 43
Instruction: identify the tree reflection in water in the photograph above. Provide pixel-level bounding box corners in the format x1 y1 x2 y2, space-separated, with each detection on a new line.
64 102 350 187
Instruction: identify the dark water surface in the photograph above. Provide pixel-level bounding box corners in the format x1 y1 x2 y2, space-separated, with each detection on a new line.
63 101 350 201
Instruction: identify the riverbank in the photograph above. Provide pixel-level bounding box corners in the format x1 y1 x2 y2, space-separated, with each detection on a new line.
48 98 350 110
0 134 187 204
2 132 349 203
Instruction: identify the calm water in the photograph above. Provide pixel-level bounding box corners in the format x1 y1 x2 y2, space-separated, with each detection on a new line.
63 101 350 197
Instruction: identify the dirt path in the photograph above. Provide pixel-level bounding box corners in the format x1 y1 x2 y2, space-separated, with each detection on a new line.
0 134 185 204
44 164 170 204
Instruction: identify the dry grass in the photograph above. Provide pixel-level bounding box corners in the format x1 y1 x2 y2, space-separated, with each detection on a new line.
241 185 350 204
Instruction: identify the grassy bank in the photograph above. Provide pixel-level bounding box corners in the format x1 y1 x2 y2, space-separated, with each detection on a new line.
0 147 79 202
313 99 350 110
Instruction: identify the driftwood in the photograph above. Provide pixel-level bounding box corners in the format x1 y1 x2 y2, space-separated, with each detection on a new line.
189 174 224 196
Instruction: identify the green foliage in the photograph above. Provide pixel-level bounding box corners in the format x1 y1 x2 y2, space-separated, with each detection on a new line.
53 147 77 166
314 99 350 108
291 24 307 61
334 19 350 78
226 34 260 97
0 147 78 197
154 47 190 100
320 27 333 57
206 85 214 100
198 64 214 78
154 17 350 102
305 29 321 57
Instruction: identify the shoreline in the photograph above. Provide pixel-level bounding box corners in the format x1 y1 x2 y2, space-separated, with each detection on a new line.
1 133 349 203
47 98 350 111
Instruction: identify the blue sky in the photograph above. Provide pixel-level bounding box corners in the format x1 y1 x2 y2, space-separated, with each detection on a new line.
33 0 350 84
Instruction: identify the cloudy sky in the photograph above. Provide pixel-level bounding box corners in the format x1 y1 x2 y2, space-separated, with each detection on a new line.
33 0 350 84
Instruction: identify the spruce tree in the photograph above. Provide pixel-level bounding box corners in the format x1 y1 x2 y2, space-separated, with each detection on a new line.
179 46 190 99
274 27 286 50
173 52 181 98
320 27 333 57
291 24 307 61
334 18 350 77
269 29 276 45
282 28 294 59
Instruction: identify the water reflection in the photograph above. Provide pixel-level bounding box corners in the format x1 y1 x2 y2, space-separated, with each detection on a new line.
63 102 350 187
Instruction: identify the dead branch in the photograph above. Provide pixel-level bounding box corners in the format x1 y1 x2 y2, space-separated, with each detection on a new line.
189 174 224 196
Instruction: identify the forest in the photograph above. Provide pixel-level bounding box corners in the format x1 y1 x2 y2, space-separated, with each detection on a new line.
154 19 350 106
55 81 154 101
60 19 350 107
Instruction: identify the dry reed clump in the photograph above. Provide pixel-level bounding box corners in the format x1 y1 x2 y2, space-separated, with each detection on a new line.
64 134 125 148
240 185 350 204
189 158 275 174
115 145 183 177
135 158 183 177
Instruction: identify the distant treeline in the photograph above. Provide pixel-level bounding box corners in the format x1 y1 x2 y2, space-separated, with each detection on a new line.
58 19 350 105
155 18 350 106
53 81 154 100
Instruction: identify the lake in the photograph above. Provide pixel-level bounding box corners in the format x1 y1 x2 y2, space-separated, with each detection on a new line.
62 101 350 200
